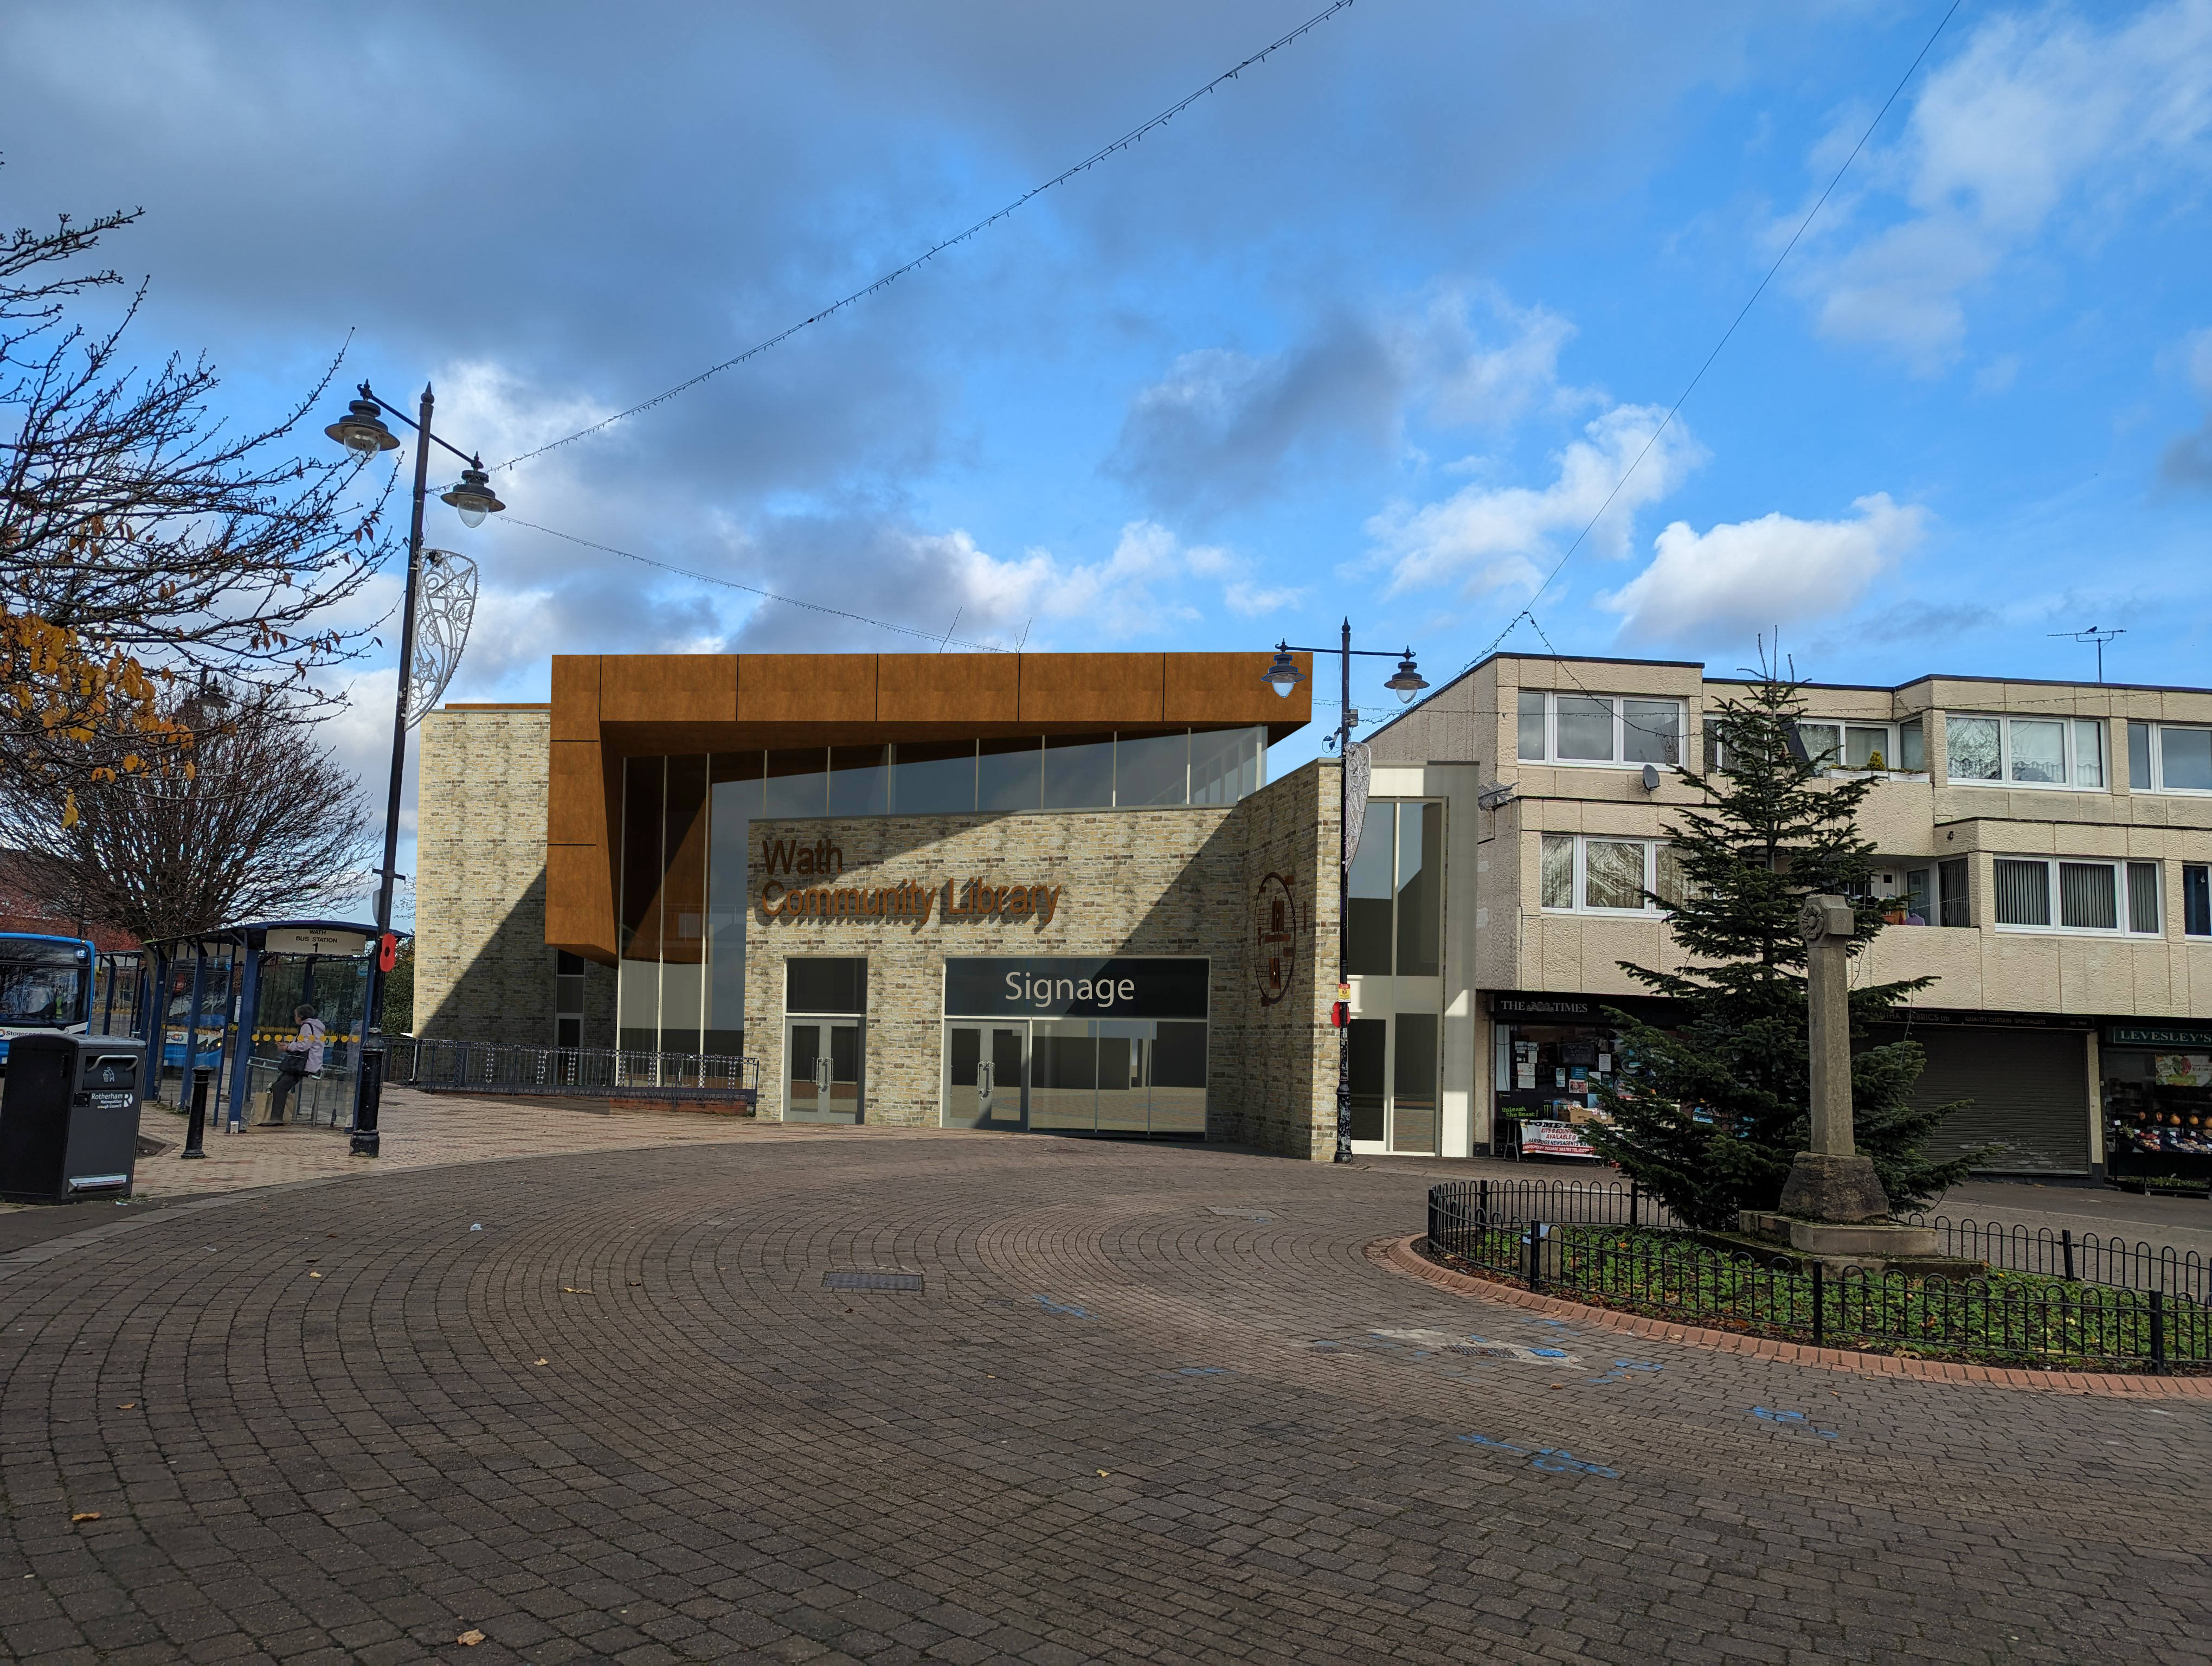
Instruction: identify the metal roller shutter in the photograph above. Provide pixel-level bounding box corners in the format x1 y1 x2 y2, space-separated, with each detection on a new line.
1874 1026 2089 1175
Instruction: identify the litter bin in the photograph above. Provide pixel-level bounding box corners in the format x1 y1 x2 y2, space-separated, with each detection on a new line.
0 1034 148 1203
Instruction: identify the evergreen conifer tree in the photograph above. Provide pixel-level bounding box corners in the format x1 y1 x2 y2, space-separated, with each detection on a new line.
1584 675 1982 1228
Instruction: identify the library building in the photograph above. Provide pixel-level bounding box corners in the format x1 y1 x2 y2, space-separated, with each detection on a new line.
414 652 1346 1157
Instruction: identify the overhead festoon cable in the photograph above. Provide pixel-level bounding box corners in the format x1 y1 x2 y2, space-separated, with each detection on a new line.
496 0 1361 471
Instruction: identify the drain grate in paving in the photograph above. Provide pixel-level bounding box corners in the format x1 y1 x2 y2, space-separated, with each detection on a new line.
823 1271 924 1293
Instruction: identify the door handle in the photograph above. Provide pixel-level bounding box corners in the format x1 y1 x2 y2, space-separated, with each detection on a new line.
978 1060 994 1099
813 1058 831 1094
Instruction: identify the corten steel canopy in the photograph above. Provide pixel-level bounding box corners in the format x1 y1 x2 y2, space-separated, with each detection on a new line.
545 652 1312 963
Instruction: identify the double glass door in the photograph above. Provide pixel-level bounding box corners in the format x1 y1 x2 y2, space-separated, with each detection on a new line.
944 1023 1028 1129
786 1018 864 1123
946 1018 1207 1135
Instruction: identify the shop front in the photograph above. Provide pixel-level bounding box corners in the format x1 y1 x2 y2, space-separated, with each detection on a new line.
2102 1018 2212 1184
1874 1010 2095 1176
1487 991 1680 1162
940 956 1210 1136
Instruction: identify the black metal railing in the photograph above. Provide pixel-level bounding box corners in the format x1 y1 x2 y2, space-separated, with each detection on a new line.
387 1039 760 1102
1899 1213 2209 1305
1427 1176 1686 1233
1424 1187 2209 1372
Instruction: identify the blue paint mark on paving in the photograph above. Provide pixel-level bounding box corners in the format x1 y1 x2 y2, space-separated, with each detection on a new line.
1587 1359 1665 1385
1033 1295 1091 1317
1752 1406 1840 1439
1458 1432 1622 1479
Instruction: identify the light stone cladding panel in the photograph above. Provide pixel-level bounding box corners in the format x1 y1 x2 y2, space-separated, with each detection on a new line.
744 761 1340 1157
416 706 574 1043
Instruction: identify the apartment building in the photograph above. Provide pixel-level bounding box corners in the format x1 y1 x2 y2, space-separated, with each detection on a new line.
1362 654 2212 1180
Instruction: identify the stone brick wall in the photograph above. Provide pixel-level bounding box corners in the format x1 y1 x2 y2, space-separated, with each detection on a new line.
416 707 565 1043
747 759 1340 1158
1211 759 1339 1158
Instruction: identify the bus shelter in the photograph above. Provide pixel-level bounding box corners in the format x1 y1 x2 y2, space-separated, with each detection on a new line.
137 920 381 1133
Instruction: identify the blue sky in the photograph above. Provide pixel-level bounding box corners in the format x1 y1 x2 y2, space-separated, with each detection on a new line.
6 2 2212 914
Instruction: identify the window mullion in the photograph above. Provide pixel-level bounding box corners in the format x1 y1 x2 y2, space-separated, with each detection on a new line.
1574 835 1587 913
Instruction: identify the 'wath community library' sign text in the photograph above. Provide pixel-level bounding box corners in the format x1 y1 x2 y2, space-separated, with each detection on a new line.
758 836 1061 925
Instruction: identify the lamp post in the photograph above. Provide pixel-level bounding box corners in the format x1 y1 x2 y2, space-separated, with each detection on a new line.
325 382 504 1155
1263 623 1426 1162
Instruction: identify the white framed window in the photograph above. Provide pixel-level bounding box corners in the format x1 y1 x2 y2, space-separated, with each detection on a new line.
1944 714 2105 790
1540 834 1685 915
1702 714 1929 776
1992 857 2162 936
1517 690 1682 769
2127 721 2212 794
1793 721 1909 773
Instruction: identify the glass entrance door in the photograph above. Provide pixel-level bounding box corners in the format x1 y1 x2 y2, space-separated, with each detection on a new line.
943 1022 1027 1129
786 1018 863 1123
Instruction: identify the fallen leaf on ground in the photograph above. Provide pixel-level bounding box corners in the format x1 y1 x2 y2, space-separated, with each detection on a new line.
1096 1470 1109 1477
532 1357 549 1366
70 1512 100 1524
561 1287 590 1294
308 1272 322 1279
456 1629 486 1646
118 1403 135 1410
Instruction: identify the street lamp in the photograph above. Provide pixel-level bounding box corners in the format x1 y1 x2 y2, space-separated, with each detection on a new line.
1263 623 1426 1162
325 380 505 1156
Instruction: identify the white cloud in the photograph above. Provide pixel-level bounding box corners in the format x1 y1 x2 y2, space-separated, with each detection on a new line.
1797 0 2212 367
1109 287 1579 518
1397 286 1578 428
1367 403 1705 599
1599 493 1927 645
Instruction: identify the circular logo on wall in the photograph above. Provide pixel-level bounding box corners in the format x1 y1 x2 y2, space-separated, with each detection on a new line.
1252 873 1298 1007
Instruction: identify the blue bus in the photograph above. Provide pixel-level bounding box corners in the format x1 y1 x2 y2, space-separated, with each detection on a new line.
0 932 96 1066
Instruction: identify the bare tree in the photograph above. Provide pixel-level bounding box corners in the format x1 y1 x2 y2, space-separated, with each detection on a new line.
1 169 398 800
0 683 380 943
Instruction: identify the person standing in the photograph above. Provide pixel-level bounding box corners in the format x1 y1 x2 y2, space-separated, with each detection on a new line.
265 1003 326 1126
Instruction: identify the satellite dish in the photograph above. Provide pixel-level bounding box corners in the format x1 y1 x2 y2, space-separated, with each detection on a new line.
407 550 479 728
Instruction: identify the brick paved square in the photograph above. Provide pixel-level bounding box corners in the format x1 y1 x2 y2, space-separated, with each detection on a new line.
0 1119 2205 1662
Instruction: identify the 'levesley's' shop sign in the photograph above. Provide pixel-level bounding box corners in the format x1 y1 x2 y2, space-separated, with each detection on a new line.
757 838 1062 925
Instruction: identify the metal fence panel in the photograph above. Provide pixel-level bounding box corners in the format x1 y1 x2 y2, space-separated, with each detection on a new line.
387 1039 760 1103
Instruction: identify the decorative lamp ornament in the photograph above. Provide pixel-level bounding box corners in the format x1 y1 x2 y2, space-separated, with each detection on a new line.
1384 651 1427 703
1263 645 1306 697
441 462 505 528
326 391 399 459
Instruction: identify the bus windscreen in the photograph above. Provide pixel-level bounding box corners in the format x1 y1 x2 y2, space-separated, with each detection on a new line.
0 944 89 1029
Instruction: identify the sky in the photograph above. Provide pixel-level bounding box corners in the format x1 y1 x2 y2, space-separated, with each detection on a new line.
6 1 2212 922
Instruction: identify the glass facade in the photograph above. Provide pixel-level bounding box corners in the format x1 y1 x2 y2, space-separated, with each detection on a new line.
1341 799 1446 1155
617 728 1268 1056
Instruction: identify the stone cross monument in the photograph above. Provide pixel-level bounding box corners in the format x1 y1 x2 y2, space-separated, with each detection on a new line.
1739 893 1953 1271
1774 894 1891 1223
